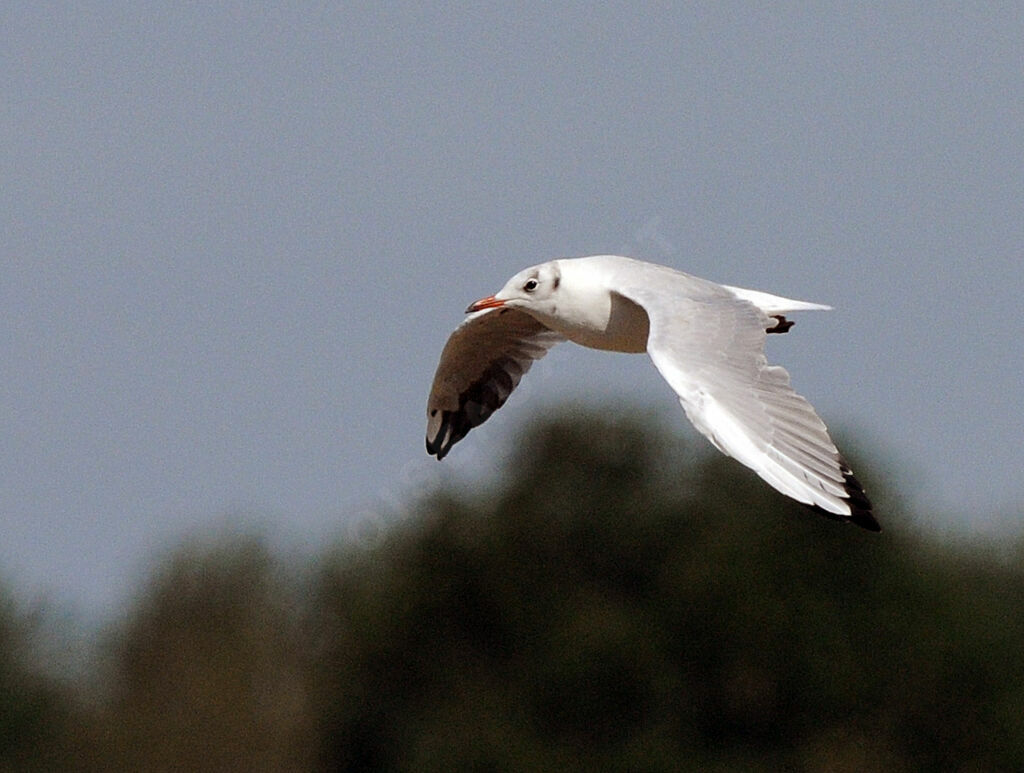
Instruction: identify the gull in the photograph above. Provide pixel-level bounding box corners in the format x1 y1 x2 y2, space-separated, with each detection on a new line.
426 255 878 531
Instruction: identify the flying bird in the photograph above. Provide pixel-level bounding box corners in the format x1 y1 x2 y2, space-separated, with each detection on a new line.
426 255 878 531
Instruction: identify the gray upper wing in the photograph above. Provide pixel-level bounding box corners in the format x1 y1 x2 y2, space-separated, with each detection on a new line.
426 308 564 459
609 264 875 528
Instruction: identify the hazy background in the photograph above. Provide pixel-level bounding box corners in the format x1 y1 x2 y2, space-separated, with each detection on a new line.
3 3 1022 618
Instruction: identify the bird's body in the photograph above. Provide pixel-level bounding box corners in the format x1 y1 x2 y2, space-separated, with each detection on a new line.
427 255 878 531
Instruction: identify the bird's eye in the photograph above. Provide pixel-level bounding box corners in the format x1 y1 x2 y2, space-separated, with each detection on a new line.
523 279 539 292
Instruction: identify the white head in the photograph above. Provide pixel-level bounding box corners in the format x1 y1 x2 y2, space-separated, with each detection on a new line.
464 257 648 352
465 261 563 317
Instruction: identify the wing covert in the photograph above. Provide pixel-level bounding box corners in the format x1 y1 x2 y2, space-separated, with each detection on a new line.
426 308 564 459
613 273 876 529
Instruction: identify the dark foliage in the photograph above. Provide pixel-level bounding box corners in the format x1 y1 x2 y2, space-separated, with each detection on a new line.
3 410 1024 771
94 537 316 772
311 411 1024 772
0 598 83 771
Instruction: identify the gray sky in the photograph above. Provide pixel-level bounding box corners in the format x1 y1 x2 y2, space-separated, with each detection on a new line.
3 3 1022 618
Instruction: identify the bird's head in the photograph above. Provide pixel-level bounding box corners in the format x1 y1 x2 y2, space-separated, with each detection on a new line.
466 262 562 315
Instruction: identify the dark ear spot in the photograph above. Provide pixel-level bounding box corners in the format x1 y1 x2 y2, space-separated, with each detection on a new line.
552 275 560 290
430 408 438 416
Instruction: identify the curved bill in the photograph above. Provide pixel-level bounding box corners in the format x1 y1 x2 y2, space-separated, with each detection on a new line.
466 295 505 313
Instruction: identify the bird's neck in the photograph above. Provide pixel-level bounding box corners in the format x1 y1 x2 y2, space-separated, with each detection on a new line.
532 266 649 353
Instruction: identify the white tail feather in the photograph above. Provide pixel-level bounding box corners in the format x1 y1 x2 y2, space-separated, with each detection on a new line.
723 285 832 315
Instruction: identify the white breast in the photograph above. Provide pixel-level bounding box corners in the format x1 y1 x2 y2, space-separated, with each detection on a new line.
556 290 649 353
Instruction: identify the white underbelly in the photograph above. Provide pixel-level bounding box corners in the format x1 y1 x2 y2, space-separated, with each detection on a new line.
561 292 650 353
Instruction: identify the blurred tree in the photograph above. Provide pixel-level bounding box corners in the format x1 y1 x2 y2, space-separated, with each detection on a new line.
311 409 1024 772
54 410 1023 770
93 536 314 772
0 591 82 771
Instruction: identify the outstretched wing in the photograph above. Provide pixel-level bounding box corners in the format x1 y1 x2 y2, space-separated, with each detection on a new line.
612 266 877 530
426 308 564 459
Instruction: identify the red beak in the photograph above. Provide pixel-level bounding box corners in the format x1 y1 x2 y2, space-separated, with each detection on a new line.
466 295 505 313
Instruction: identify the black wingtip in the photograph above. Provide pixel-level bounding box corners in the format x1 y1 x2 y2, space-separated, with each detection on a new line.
827 463 879 532
425 436 446 460
426 410 464 461
849 511 882 532
804 463 879 532
425 430 449 460
841 466 880 532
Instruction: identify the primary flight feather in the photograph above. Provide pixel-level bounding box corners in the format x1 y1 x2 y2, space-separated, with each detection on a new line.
426 255 878 531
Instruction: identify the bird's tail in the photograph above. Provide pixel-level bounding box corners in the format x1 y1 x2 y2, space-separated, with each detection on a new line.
723 285 832 315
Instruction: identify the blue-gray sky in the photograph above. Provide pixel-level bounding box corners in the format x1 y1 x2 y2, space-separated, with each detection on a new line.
3 3 1022 617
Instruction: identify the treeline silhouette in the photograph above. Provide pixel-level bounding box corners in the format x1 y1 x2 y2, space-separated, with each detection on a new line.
2 411 1023 771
